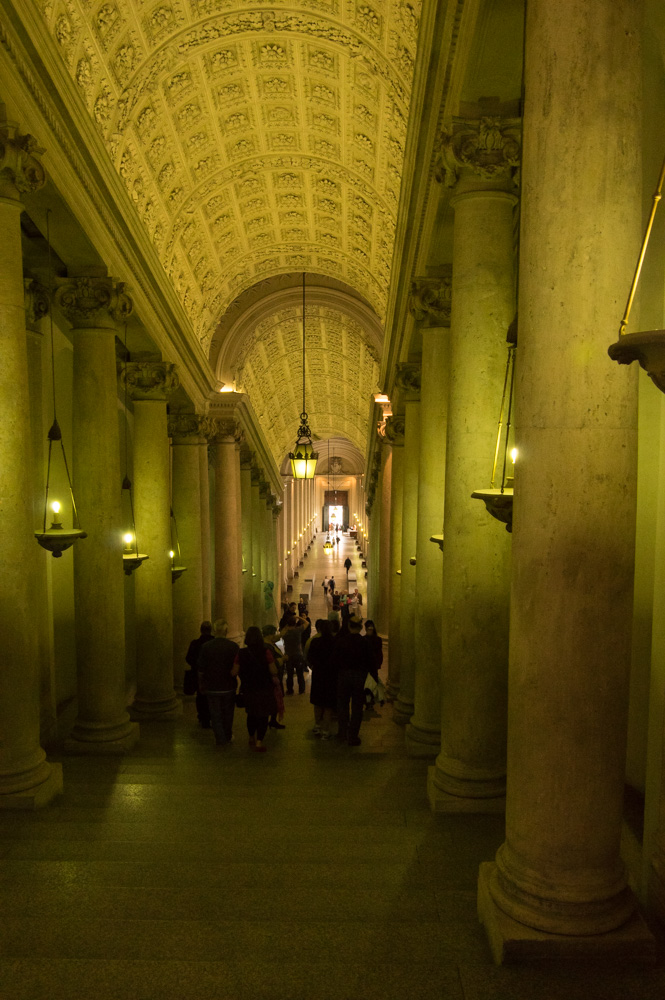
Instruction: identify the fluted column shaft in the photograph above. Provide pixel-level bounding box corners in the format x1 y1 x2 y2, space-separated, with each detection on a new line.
385 417 405 701
126 362 180 720
395 376 421 725
479 0 650 958
213 429 243 639
407 327 450 754
170 414 206 689
428 140 516 806
0 123 63 803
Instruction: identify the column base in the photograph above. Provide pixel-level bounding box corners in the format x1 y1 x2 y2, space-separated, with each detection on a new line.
427 766 506 813
478 862 656 965
405 722 440 757
0 763 63 810
65 720 139 754
129 696 182 721
393 697 413 725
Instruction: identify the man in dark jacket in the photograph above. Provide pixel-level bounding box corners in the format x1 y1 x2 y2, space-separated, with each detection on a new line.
331 615 374 746
185 621 214 728
197 620 240 746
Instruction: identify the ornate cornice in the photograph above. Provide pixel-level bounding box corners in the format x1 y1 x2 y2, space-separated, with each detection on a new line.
384 414 406 446
168 412 212 442
122 361 179 401
435 116 521 189
395 362 421 401
0 115 46 200
23 277 50 332
409 276 452 327
55 275 133 330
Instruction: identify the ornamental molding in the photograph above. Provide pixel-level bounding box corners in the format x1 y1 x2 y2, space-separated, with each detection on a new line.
395 361 421 399
23 277 50 331
122 361 179 401
409 276 452 327
383 413 405 446
0 115 46 199
435 116 521 189
168 412 211 441
55 275 133 330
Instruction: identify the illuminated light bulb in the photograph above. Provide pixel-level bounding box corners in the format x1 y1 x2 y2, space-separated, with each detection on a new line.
510 448 518 464
169 550 175 559
123 532 134 545
51 500 61 514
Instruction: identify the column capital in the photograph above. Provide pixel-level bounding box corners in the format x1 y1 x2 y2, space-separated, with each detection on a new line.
211 418 241 444
23 277 50 332
383 414 406 446
435 114 521 190
0 117 46 201
239 444 254 470
272 501 283 520
409 275 452 328
250 466 262 486
168 411 211 443
259 481 270 500
122 360 179 401
395 362 421 401
55 275 133 330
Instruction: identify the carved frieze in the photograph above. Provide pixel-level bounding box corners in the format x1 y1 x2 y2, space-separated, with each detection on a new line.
436 116 521 188
122 361 179 401
409 276 452 327
54 276 133 330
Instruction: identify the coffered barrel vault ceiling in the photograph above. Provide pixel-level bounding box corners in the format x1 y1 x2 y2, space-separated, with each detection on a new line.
32 0 421 357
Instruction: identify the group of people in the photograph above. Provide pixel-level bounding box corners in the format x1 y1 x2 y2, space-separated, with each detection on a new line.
185 597 383 751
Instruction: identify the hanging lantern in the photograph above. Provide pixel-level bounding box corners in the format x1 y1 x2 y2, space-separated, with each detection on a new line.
323 536 334 553
471 320 517 532
170 507 187 582
121 475 149 575
289 274 318 478
608 153 665 390
35 212 86 557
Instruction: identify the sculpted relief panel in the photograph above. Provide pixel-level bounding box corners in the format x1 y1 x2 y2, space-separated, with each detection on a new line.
31 0 420 353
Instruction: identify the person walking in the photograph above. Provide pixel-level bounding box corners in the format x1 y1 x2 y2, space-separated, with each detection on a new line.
197 620 240 746
184 621 215 728
262 624 286 730
332 615 374 746
308 619 337 739
344 556 352 579
235 626 280 752
328 576 335 596
282 614 308 694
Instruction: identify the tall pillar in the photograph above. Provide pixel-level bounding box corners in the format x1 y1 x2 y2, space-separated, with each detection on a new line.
479 0 654 961
169 412 206 687
251 469 263 621
24 278 57 744
428 112 518 809
212 420 243 639
384 415 405 701
199 437 212 620
407 307 451 755
56 271 138 753
124 361 180 720
239 447 254 630
376 446 392 635
394 366 421 725
273 502 282 615
0 117 63 804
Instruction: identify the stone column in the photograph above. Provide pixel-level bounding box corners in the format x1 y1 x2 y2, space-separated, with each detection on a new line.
272 502 283 614
428 111 518 809
407 280 452 755
199 438 212 620
24 278 58 744
394 365 421 725
239 447 254 631
384 415 405 701
169 412 207 687
0 117 63 804
478 0 653 961
123 360 180 720
212 420 243 639
251 469 263 621
55 271 138 753
377 446 392 635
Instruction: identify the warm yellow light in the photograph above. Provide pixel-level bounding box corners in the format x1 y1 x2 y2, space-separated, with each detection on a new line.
510 448 518 464
51 500 61 514
123 532 134 545
169 550 175 559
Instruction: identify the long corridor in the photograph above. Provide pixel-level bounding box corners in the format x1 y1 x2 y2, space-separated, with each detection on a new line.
0 535 663 999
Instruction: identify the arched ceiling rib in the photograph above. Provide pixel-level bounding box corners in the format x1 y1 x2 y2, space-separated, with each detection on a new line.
33 0 421 354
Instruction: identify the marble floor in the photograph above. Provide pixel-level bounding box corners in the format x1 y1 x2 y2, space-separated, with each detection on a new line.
0 534 663 999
